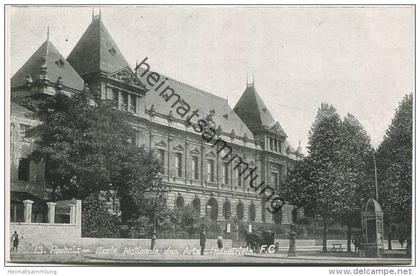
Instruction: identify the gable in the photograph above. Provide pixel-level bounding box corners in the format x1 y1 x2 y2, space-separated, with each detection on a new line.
107 67 146 90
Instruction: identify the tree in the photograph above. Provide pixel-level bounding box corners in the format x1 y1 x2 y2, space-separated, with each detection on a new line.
82 194 120 238
23 89 163 225
333 114 375 252
288 103 342 252
377 94 413 254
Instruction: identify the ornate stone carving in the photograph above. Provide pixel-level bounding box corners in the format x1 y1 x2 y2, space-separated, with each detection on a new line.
108 68 143 87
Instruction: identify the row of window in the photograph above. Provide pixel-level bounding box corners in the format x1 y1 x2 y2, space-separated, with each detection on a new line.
174 195 285 224
268 137 282 153
112 88 137 113
158 149 259 186
175 196 257 222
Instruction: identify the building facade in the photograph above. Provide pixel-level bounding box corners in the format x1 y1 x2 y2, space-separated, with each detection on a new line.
10 14 303 228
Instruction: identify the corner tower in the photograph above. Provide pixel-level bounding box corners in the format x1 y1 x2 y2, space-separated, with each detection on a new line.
11 36 85 99
67 13 147 113
234 82 287 153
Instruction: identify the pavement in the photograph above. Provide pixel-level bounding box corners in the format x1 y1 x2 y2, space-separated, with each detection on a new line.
8 249 412 265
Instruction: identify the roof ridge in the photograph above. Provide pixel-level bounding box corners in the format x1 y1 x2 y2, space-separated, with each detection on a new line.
137 67 228 103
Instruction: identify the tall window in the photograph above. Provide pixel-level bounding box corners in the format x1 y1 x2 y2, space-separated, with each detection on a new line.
121 92 128 111
274 139 278 152
207 160 215 182
223 163 229 184
18 158 30 181
248 167 255 187
112 88 119 108
175 153 183 177
271 171 279 190
158 149 165 174
192 156 199 180
237 168 242 186
237 202 244 220
129 94 137 113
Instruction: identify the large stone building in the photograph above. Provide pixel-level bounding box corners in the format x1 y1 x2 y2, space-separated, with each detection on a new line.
10 14 303 228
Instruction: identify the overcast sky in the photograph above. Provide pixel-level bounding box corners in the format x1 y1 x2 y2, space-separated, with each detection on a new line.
7 5 414 152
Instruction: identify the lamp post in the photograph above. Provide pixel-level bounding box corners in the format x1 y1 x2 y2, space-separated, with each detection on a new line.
151 172 163 250
288 208 298 257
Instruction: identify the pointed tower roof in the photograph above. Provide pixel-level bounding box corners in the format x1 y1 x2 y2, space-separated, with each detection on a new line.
234 84 287 137
67 16 131 77
11 40 85 91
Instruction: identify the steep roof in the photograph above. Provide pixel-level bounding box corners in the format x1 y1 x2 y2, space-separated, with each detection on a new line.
11 40 85 91
234 84 287 137
137 69 254 140
67 16 131 77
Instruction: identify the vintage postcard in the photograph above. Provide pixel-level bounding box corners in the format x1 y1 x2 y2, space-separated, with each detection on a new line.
4 4 415 270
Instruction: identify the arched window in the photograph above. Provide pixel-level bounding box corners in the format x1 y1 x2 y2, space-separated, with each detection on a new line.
207 198 218 221
223 200 231 219
237 202 244 220
249 203 256 222
176 195 184 208
192 197 201 216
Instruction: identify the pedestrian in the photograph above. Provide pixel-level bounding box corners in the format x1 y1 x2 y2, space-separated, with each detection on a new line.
217 234 223 249
352 235 360 253
399 237 405 248
11 231 19 253
200 228 206 256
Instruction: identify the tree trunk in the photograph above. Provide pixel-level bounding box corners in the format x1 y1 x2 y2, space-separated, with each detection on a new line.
406 239 412 257
347 223 352 252
322 220 328 252
388 226 393 250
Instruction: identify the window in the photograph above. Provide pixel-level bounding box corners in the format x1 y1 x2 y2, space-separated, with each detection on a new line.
237 168 242 186
129 95 137 113
121 92 128 111
249 204 256 222
175 153 183 177
158 149 165 174
274 139 278 152
223 201 231 219
176 196 184 208
207 160 215 182
18 158 30 181
271 172 279 190
269 137 274 151
248 167 255 187
237 202 244 220
192 198 201 216
112 89 119 108
192 156 199 180
223 163 229 184
19 124 30 141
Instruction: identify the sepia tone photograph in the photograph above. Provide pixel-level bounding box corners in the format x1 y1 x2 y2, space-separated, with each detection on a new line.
5 4 414 268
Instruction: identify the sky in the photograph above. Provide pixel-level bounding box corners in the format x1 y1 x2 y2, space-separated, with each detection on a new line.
7 5 414 152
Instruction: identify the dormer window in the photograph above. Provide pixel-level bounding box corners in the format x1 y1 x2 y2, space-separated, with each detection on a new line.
108 47 116 56
121 92 128 111
55 59 65 68
268 136 282 153
112 88 119 108
129 94 137 113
